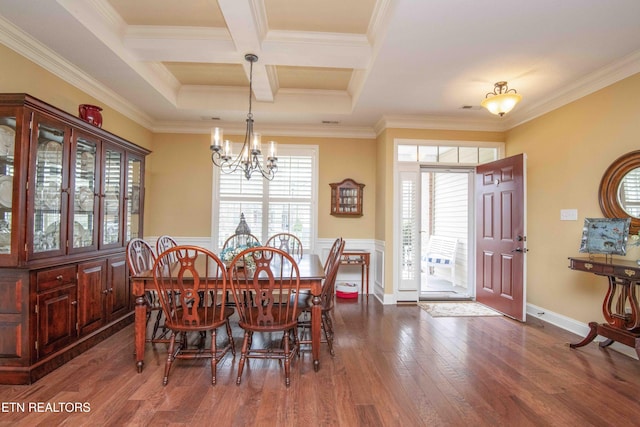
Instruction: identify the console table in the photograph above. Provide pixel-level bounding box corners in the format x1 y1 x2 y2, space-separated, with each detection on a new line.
568 257 640 358
340 251 370 298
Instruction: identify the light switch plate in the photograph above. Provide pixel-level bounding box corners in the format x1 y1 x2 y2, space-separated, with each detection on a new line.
560 209 578 221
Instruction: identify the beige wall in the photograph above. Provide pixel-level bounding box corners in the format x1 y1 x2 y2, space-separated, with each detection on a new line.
146 133 377 239
506 72 640 323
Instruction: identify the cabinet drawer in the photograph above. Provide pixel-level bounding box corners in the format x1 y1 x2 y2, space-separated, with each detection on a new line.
569 259 614 275
613 266 640 280
36 266 76 292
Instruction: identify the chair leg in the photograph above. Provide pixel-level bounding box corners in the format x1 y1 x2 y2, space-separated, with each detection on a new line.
210 330 217 385
151 309 163 340
237 331 251 385
163 332 177 386
225 319 236 356
323 312 335 356
283 331 291 387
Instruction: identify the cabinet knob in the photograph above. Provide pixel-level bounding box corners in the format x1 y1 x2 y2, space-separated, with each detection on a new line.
102 289 109 295
108 288 114 293
56 275 63 281
71 301 77 305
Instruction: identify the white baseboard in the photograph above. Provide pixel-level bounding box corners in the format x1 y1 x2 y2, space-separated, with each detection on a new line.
526 303 638 360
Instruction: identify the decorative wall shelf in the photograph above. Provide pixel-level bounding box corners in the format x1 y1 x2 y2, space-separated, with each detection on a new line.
330 178 364 217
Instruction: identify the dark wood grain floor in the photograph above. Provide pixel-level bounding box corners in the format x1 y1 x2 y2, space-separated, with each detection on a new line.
1 299 640 426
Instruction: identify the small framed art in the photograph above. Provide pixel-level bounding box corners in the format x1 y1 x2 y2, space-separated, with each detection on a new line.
579 217 631 255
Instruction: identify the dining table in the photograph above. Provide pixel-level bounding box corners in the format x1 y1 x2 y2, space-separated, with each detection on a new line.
131 253 326 373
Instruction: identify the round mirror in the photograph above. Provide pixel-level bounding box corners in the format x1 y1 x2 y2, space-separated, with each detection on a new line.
599 150 640 234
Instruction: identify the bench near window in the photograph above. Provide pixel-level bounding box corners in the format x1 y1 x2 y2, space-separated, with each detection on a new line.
422 236 458 285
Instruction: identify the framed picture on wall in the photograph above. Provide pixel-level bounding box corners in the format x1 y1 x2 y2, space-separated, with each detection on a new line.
579 217 631 255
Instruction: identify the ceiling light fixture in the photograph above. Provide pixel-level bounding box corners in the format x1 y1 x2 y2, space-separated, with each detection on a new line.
480 81 522 117
210 54 278 180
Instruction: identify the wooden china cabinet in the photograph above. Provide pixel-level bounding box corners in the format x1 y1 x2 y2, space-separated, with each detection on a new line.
0 94 149 384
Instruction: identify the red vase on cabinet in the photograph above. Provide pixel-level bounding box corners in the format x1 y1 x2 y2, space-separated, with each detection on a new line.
78 104 103 127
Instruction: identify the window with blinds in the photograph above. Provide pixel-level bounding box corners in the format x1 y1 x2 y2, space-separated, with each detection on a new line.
216 147 316 250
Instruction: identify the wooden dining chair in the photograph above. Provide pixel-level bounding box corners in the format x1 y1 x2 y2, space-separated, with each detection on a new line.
126 238 165 342
298 237 345 356
153 245 235 386
222 233 260 251
228 247 302 387
265 232 303 258
156 235 178 263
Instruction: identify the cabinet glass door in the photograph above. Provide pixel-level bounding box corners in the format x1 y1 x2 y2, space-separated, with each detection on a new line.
0 114 16 255
32 119 67 256
70 133 98 252
125 156 143 241
101 145 123 247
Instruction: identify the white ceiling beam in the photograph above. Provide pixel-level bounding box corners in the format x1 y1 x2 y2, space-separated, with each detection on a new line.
57 0 181 105
123 27 371 69
179 86 352 115
123 26 238 63
262 31 370 69
217 0 273 102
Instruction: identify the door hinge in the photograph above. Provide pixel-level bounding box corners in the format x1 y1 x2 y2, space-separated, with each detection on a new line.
34 304 38 314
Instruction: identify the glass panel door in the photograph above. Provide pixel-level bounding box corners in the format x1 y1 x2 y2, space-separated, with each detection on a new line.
70 133 98 252
32 118 67 258
125 156 142 241
101 145 123 248
0 114 16 256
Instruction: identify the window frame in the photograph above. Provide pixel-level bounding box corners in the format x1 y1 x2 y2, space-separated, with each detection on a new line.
211 144 318 252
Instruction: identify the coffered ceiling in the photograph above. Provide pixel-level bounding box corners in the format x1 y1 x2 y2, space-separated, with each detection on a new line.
0 0 640 137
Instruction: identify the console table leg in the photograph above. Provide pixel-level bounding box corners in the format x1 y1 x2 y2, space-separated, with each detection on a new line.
569 321 599 349
599 338 614 348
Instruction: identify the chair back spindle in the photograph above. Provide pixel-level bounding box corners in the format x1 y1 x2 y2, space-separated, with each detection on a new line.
265 233 303 258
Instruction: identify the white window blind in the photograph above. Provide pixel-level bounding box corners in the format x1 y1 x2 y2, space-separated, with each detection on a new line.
400 171 418 283
215 146 317 250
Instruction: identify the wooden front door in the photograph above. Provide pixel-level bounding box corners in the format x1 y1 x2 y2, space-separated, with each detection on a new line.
475 154 527 321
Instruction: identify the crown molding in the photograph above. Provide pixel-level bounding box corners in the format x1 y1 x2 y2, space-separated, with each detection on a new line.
375 115 507 135
150 120 376 139
506 49 640 129
0 15 155 129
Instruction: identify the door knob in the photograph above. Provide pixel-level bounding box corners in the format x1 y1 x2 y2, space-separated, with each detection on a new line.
511 247 529 253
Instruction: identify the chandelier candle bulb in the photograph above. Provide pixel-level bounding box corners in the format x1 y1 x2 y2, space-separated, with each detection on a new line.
269 141 276 159
242 146 250 165
223 140 232 159
252 133 261 154
210 127 222 151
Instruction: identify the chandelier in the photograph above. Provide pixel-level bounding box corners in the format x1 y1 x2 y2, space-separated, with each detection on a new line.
480 81 522 117
210 54 278 180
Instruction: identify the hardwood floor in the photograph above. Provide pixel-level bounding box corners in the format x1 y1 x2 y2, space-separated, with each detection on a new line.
1 298 640 426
